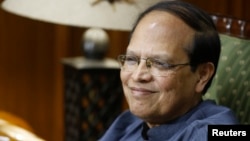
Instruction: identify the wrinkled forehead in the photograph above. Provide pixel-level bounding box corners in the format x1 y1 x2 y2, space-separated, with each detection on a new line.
132 10 195 39
127 11 195 61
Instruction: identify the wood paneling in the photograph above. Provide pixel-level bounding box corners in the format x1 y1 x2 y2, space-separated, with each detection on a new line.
184 0 250 20
0 0 248 141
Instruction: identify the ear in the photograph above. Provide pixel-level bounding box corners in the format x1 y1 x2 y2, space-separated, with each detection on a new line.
195 62 215 93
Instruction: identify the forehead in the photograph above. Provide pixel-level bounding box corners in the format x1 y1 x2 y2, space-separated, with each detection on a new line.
128 11 195 60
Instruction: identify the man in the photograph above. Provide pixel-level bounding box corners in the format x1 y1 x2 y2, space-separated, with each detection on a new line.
100 0 238 140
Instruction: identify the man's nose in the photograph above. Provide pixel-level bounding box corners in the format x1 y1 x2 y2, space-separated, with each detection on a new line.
131 60 152 81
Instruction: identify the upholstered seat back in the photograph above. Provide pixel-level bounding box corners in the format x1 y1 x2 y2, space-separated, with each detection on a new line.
205 34 250 124
204 14 250 124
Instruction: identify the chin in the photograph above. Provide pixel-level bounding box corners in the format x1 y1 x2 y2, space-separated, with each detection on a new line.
131 108 153 120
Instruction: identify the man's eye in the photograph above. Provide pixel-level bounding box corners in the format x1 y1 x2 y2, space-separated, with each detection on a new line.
153 59 165 66
153 59 170 68
125 56 137 64
125 56 136 61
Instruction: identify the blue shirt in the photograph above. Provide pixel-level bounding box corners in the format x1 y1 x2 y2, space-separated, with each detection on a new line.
99 100 239 141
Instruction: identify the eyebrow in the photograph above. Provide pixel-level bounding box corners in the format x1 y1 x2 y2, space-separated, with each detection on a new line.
125 50 136 56
126 49 167 57
125 50 175 63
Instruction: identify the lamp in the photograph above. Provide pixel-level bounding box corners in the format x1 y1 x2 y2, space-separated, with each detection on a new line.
1 0 162 60
1 0 162 31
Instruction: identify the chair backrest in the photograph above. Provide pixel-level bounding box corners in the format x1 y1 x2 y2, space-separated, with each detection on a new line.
205 14 250 124
210 14 250 39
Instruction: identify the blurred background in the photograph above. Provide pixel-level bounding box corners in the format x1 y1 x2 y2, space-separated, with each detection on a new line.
0 0 250 141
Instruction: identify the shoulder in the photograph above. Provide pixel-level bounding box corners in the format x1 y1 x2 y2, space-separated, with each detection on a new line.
180 100 239 140
99 110 143 141
169 100 239 140
192 100 239 124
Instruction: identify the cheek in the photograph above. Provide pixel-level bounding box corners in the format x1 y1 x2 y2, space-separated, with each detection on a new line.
153 76 179 107
171 71 197 98
120 71 129 84
120 71 130 92
156 74 189 104
157 72 192 98
156 74 177 91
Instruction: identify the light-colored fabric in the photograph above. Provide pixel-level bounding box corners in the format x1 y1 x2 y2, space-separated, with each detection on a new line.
205 34 250 124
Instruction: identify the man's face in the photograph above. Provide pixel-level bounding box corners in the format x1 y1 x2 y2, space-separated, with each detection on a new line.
121 11 202 127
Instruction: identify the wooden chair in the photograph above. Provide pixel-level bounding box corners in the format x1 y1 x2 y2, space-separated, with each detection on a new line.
210 14 250 39
205 14 250 124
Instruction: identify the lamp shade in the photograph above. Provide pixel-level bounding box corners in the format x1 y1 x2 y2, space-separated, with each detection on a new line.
1 0 163 31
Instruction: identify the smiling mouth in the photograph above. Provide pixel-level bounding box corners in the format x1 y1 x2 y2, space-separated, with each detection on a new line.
130 87 156 98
